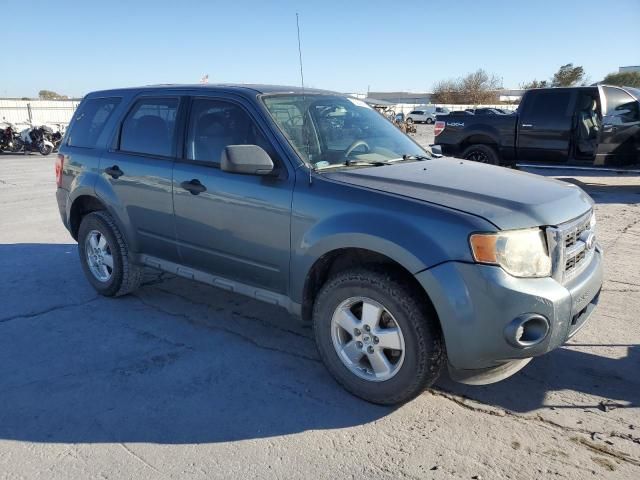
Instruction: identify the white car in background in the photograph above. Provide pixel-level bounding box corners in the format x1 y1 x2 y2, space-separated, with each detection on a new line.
406 106 450 124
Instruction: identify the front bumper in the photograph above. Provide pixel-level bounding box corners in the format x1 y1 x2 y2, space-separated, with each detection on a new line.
416 248 603 383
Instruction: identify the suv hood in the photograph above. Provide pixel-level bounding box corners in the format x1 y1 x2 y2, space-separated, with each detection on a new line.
323 158 593 229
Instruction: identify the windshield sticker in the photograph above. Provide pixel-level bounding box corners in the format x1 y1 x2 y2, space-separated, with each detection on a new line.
314 161 330 169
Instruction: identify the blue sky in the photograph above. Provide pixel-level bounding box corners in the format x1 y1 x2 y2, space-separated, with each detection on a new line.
3 0 638 97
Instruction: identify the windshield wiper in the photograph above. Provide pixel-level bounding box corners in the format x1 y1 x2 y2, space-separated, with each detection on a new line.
400 154 430 161
344 159 388 167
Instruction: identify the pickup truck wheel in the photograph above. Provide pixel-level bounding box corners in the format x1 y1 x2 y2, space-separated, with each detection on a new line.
313 268 444 405
461 144 500 165
78 211 143 297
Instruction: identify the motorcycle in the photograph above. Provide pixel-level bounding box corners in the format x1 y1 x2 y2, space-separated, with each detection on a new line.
0 122 21 152
47 124 65 152
16 124 55 155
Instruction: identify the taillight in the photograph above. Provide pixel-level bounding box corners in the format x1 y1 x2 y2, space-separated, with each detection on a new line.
434 121 446 136
55 154 64 187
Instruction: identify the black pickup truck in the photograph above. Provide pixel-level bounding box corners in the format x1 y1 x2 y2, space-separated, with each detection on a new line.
434 85 640 167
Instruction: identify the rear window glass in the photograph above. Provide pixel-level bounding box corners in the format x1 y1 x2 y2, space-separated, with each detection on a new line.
119 98 179 157
67 97 121 148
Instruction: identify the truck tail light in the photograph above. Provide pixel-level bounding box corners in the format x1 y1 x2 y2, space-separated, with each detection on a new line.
55 154 64 187
434 121 446 136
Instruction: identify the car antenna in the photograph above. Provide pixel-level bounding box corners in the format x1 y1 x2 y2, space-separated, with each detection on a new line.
296 13 313 185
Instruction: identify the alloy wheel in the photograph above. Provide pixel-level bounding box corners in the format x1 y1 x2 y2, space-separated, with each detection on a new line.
85 230 114 282
331 297 405 382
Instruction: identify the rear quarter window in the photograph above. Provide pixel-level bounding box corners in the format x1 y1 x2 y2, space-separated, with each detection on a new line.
67 97 121 148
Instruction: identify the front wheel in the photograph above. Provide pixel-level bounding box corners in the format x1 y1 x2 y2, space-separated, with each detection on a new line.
313 268 444 405
406 117 414 124
426 117 434 125
461 144 500 165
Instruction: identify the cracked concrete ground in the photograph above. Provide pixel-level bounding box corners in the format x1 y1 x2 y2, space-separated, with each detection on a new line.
0 150 638 479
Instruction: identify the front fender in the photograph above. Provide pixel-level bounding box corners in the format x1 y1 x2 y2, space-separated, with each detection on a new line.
291 211 450 304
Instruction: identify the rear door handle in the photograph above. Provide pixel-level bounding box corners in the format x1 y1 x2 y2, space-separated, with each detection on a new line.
521 123 534 129
104 165 123 179
180 179 207 195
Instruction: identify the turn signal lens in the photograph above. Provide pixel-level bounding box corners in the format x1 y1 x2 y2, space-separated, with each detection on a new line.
469 234 497 263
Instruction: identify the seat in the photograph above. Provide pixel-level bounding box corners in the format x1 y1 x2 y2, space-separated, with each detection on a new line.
577 97 599 156
193 113 234 163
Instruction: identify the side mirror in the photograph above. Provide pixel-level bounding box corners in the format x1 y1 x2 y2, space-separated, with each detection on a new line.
430 144 443 157
221 145 274 175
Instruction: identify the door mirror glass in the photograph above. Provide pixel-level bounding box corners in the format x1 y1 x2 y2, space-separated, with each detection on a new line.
221 145 274 175
430 144 443 157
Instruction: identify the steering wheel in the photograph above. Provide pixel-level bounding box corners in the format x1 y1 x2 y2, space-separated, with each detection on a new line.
344 139 370 158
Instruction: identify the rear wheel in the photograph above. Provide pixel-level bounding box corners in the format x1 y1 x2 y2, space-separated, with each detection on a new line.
313 268 444 405
406 117 414 124
461 144 500 165
78 211 143 297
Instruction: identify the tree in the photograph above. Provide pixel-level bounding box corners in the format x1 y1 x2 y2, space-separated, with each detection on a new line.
551 64 586 87
38 90 68 100
520 79 548 89
601 71 640 88
431 79 460 104
432 69 501 104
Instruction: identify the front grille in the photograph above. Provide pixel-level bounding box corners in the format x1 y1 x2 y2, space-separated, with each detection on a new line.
547 211 595 283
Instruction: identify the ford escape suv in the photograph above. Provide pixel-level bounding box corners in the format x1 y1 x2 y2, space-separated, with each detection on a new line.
55 84 603 405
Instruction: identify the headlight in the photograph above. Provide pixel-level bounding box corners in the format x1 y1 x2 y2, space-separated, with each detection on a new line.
469 228 551 278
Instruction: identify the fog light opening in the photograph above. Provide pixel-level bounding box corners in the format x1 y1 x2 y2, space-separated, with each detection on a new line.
505 314 550 348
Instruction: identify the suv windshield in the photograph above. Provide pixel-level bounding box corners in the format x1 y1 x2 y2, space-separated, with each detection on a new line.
262 94 428 169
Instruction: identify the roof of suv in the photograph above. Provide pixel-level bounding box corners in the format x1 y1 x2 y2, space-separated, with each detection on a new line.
87 84 341 97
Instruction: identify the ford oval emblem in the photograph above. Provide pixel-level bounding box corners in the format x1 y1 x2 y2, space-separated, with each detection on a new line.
580 232 596 250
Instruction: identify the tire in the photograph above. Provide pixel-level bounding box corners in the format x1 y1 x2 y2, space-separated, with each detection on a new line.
78 211 143 297
39 144 52 156
426 117 434 125
406 117 414 124
313 268 444 405
461 144 500 165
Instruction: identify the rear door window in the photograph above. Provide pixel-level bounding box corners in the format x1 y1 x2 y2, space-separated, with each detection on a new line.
67 97 121 148
522 90 573 122
119 98 179 157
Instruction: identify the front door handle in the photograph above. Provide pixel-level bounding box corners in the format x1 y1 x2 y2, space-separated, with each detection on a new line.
521 123 534 129
104 165 123 179
181 179 207 195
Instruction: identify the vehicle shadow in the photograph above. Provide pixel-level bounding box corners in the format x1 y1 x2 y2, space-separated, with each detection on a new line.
0 243 392 445
1 243 636 445
436 343 640 412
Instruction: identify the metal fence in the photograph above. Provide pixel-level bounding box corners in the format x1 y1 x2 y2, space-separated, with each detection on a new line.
392 103 518 115
0 99 80 126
